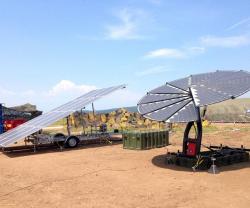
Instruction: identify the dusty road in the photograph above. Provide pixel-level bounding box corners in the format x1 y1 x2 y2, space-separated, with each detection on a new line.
0 124 250 208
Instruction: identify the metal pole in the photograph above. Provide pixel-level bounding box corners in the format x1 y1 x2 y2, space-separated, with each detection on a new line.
0 103 4 134
195 110 203 155
66 116 71 136
92 103 97 134
80 108 85 135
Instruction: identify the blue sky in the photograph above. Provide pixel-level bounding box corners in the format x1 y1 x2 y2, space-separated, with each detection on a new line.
0 0 250 111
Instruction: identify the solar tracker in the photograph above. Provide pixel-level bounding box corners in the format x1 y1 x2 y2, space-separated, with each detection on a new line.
0 85 126 147
138 70 250 122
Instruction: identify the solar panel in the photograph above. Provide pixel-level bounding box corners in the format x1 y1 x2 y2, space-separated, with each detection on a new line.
0 85 126 147
143 99 193 121
166 101 198 123
138 70 250 123
138 97 192 115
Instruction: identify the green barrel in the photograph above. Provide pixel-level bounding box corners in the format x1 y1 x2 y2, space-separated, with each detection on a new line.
141 132 146 149
144 132 148 149
152 131 158 148
164 131 169 146
130 133 136 149
157 131 163 148
123 132 129 149
150 131 155 149
163 131 166 146
135 132 142 149
147 131 152 149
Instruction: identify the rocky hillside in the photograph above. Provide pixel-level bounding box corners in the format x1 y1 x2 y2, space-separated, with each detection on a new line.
72 108 166 130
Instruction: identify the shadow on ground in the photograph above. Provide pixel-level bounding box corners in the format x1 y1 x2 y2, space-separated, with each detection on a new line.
1 141 122 158
151 153 250 172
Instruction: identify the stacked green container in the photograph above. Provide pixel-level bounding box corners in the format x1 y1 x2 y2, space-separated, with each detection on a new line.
123 130 169 150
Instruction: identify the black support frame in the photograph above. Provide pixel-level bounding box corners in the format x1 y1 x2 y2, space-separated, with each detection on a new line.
182 106 202 156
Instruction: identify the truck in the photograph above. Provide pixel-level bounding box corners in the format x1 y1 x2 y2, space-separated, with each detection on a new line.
0 103 41 134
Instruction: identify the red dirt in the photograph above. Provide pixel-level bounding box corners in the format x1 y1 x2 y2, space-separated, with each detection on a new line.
0 123 250 208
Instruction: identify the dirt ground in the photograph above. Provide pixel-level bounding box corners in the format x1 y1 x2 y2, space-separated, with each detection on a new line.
0 123 250 208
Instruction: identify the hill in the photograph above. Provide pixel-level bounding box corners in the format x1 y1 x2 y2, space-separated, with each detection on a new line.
96 106 137 114
206 98 250 122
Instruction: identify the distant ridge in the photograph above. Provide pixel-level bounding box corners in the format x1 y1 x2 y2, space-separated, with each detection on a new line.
96 106 138 114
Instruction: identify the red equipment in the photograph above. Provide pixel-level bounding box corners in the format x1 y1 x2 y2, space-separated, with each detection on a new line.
4 119 26 131
182 120 202 157
186 140 197 156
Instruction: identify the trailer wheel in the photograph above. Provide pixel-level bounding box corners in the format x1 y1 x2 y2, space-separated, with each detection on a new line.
66 136 79 148
53 133 66 147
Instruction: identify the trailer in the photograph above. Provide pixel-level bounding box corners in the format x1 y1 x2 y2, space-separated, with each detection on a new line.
0 85 126 152
2 130 121 153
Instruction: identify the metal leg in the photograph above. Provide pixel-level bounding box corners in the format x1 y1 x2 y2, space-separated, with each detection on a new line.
92 103 97 133
80 108 85 135
33 140 36 153
66 116 71 136
0 104 4 134
195 119 203 155
182 108 203 156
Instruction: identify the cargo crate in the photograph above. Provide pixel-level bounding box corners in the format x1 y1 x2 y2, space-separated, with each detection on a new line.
123 130 169 150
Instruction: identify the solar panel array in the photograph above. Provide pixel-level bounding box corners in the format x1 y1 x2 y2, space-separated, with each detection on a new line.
0 85 126 147
138 70 250 123
170 70 250 106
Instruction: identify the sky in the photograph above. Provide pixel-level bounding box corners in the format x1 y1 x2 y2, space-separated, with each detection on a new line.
0 0 250 112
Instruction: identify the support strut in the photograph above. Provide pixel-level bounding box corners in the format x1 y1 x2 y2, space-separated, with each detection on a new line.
182 107 202 156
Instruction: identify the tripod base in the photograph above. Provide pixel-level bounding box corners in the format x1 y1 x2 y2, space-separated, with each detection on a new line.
208 164 220 174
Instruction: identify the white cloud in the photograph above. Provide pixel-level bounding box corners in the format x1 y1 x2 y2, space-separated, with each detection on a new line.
93 89 142 110
47 80 97 96
227 17 250 31
187 46 206 54
0 81 139 111
105 8 146 40
145 48 186 59
135 66 171 77
144 46 205 59
200 35 250 47
0 81 97 111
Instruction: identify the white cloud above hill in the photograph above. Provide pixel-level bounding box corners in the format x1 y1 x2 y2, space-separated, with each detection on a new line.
47 80 97 96
0 81 141 111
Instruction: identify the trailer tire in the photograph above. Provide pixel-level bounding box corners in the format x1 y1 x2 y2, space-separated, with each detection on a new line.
66 136 79 148
53 133 66 147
